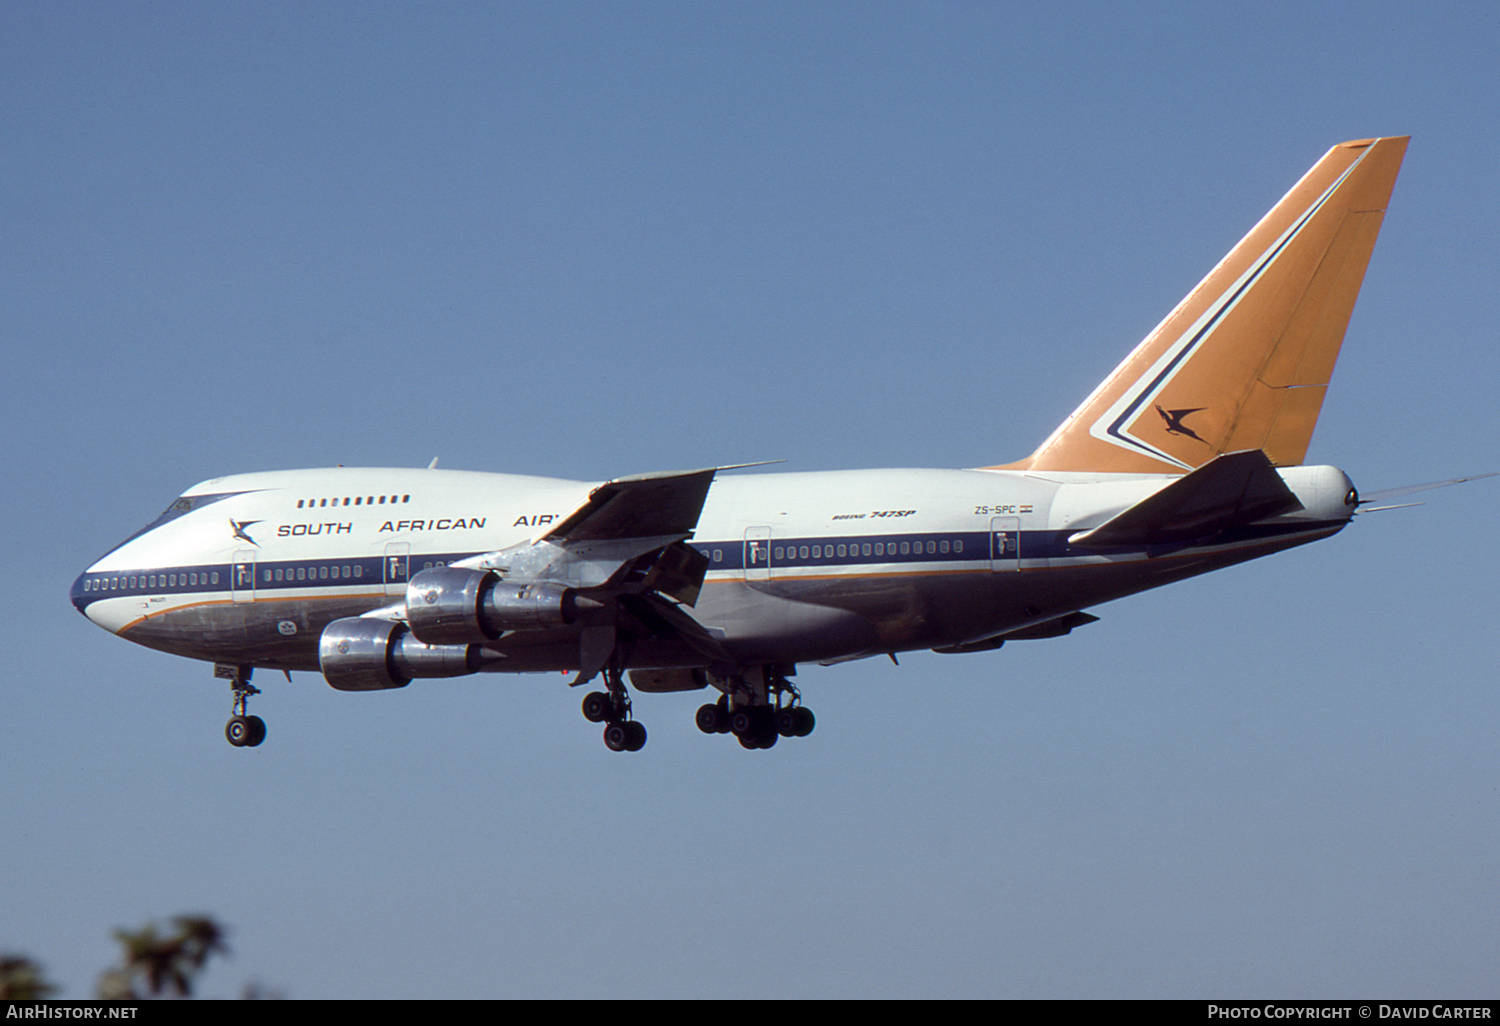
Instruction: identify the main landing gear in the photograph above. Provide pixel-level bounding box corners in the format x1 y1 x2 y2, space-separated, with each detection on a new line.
580 668 647 752
695 669 814 750
216 664 266 748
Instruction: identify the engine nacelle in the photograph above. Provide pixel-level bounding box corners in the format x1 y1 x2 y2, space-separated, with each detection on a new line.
405 566 590 645
319 616 483 692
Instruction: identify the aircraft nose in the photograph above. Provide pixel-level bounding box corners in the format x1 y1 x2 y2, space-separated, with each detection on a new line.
70 567 115 632
70 569 91 616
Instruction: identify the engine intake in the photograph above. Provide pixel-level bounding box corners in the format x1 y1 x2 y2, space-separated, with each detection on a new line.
319 617 483 692
405 566 592 645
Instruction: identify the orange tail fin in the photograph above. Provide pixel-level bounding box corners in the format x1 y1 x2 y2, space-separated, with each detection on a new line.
998 136 1408 474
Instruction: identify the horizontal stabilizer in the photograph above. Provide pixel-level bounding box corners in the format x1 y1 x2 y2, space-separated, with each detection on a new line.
1069 450 1302 548
933 611 1101 654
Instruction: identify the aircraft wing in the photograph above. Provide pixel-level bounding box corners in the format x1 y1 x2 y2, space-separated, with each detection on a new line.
1069 449 1303 548
438 465 758 686
446 465 736 597
542 467 718 544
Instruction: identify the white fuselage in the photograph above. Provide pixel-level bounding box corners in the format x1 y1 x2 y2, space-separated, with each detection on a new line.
71 463 1356 677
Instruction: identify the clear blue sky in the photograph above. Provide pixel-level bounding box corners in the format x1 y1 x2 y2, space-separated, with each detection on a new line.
4 1 1497 998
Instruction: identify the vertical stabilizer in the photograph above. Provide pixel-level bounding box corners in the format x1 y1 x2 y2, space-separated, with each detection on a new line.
998 136 1408 473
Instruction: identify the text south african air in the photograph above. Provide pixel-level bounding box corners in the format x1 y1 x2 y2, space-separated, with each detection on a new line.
277 518 487 537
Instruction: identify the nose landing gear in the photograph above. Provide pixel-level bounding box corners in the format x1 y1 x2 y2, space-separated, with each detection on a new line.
216 664 266 748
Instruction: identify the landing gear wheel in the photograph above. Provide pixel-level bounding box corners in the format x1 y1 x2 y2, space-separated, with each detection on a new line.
623 720 647 751
603 720 648 752
220 665 264 749
582 691 614 723
790 706 815 737
603 723 627 751
730 709 755 737
226 714 266 747
737 727 777 750
696 703 727 734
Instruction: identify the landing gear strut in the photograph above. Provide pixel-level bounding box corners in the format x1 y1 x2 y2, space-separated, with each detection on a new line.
580 667 646 752
696 667 814 750
216 664 266 748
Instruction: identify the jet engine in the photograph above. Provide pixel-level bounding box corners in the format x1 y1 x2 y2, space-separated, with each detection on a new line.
319 616 484 691
404 566 595 645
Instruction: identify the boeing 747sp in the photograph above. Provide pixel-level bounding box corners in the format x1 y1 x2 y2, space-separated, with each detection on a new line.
75 136 1462 752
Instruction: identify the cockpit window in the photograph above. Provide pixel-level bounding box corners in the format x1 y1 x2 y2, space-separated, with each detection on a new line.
146 491 244 529
106 491 252 554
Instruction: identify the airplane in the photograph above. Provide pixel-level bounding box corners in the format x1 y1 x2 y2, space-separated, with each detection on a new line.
71 135 1471 753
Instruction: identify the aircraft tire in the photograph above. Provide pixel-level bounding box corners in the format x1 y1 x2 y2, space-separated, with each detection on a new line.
623 721 647 751
791 707 815 737
738 727 777 750
695 703 723 734
243 715 267 747
603 722 629 752
582 691 612 723
225 716 248 747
